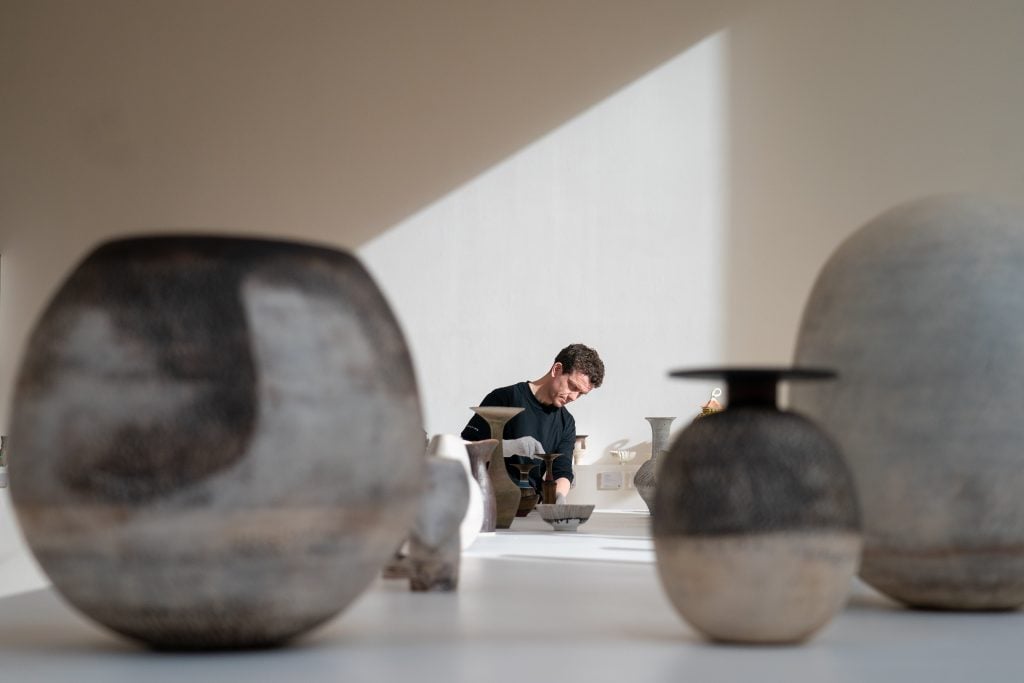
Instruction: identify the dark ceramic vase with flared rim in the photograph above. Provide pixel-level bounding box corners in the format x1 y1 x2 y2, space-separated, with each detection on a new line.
468 406 524 529
653 366 862 645
513 462 539 517
538 453 559 504
8 234 425 650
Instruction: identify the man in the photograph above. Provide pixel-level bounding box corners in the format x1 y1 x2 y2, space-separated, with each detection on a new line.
461 343 605 505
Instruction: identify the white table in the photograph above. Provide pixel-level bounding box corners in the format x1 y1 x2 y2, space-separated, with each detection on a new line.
1 510 1022 682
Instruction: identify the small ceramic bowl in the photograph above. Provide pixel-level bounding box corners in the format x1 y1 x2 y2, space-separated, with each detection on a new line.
536 504 595 532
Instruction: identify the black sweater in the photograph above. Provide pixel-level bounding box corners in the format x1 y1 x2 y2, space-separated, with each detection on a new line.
461 381 576 494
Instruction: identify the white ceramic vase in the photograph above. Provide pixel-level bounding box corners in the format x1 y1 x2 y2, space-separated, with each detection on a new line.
427 434 484 549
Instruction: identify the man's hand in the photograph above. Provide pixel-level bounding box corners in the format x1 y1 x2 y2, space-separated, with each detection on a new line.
502 436 545 458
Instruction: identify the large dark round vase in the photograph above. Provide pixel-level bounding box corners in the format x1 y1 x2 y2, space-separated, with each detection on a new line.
8 235 425 650
654 368 861 644
791 195 1024 610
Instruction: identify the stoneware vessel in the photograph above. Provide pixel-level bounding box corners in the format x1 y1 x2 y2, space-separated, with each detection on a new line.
408 454 469 591
536 504 594 532
7 235 425 650
538 453 560 504
654 367 861 645
427 434 484 550
468 406 524 529
791 195 1024 610
465 439 498 532
634 416 676 515
513 461 539 517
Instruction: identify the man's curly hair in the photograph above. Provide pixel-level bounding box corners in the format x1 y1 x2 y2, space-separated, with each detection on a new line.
554 343 605 388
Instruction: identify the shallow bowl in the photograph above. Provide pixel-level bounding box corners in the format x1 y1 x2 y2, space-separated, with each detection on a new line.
536 504 595 532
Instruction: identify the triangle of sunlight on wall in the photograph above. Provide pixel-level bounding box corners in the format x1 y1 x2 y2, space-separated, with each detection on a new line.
359 32 728 468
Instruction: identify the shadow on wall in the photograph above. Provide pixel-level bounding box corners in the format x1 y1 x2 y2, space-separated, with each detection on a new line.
0 0 752 430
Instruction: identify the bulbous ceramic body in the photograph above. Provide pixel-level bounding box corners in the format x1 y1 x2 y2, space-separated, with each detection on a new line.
9 235 424 649
654 369 861 644
792 195 1024 609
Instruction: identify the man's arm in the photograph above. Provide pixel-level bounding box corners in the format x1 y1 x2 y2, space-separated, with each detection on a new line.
552 419 576 502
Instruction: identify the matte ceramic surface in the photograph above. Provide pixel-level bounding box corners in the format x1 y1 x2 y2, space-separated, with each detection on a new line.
635 417 676 516
8 235 424 649
655 367 861 644
427 434 484 550
791 195 1024 609
465 440 498 533
469 406 524 529
408 457 469 592
536 504 595 532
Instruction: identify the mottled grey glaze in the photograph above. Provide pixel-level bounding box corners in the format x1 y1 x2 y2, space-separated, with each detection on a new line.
408 457 469 591
655 409 860 537
8 235 424 649
791 195 1024 610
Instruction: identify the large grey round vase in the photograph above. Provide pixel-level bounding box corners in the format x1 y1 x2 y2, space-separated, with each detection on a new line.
791 195 1024 610
654 368 861 644
8 235 425 649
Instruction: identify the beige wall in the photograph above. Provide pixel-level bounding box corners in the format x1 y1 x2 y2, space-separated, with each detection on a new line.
723 0 1024 361
0 0 736 428
3 0 1024 553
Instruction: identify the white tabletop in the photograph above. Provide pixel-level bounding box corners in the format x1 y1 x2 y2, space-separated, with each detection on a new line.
1 510 1023 682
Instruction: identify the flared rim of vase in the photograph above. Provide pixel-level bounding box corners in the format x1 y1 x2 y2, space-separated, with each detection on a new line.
469 406 526 419
667 366 836 382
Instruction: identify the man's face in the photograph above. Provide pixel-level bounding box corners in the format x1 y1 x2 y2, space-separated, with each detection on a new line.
550 364 593 407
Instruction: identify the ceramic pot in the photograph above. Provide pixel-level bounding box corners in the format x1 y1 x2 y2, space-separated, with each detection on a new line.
654 367 861 644
513 462 539 517
634 417 676 515
8 235 424 649
465 439 498 532
427 434 484 550
791 195 1024 609
408 455 469 591
539 453 559 504
468 407 524 529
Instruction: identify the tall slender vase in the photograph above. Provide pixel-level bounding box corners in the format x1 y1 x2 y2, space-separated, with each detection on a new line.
465 439 498 533
539 453 559 504
635 416 677 515
654 367 861 644
469 406 524 529
513 462 539 517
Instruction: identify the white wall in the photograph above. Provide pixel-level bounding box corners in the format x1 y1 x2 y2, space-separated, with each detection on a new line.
358 34 728 500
